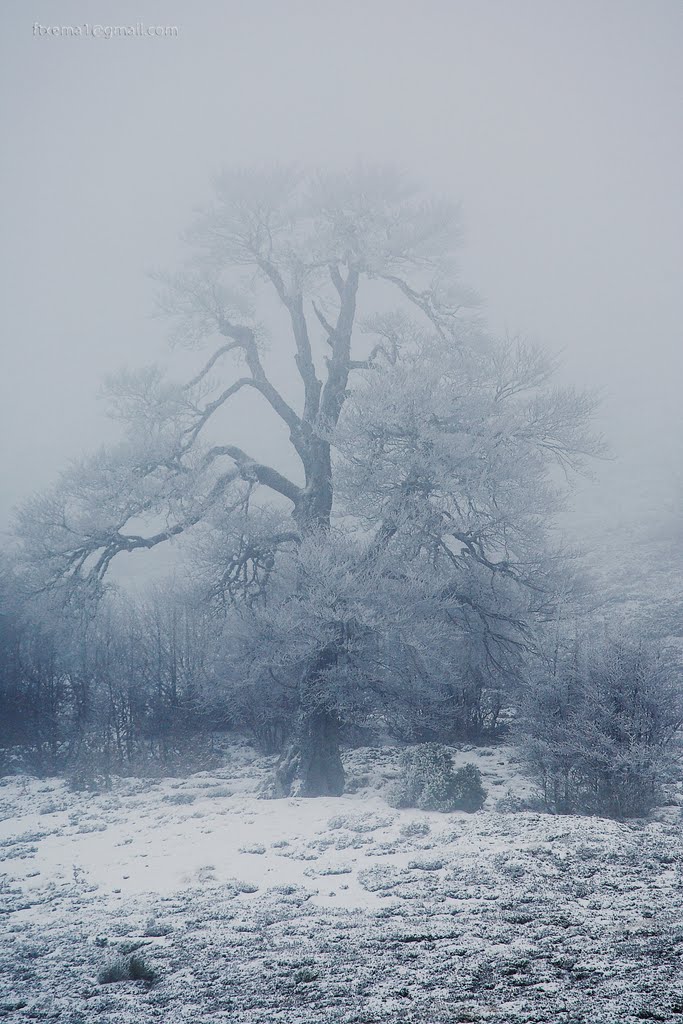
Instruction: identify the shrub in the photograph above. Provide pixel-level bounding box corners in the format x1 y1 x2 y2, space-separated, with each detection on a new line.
205 786 232 799
128 955 157 982
98 954 156 985
163 792 195 805
387 744 486 812
293 967 319 984
344 773 371 794
67 760 112 794
383 659 508 745
399 820 431 838
98 959 128 985
519 634 683 819
143 918 172 937
452 763 488 812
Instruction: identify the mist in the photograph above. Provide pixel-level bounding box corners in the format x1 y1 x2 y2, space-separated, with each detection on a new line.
3 5 683 1019
2 0 682 555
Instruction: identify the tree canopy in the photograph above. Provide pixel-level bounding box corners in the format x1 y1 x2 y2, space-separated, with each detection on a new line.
14 166 603 794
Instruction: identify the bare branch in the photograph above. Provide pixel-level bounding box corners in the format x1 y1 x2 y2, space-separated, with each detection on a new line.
88 468 242 580
216 318 305 443
184 378 253 445
204 445 302 505
256 258 322 421
329 263 346 297
381 273 458 341
311 301 336 345
319 267 360 427
185 342 241 390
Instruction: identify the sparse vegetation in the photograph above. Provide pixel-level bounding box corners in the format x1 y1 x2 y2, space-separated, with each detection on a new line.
2 740 683 1021
98 954 156 985
399 820 431 838
293 967 319 984
67 762 112 794
144 917 172 937
163 792 196 805
205 785 232 798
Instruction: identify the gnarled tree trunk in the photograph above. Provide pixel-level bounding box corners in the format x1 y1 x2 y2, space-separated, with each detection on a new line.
272 629 346 797
274 705 345 798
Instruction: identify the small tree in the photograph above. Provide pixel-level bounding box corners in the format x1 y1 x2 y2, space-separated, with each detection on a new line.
520 631 683 818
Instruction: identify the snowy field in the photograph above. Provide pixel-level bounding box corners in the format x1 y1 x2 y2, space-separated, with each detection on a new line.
2 741 683 1023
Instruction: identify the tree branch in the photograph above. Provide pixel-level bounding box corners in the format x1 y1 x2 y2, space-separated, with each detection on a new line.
184 378 253 445
319 267 360 427
217 318 305 446
256 258 322 422
87 468 242 579
185 342 241 390
312 301 336 345
381 274 451 340
203 445 302 505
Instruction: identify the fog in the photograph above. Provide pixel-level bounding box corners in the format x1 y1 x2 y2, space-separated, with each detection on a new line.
4 8 683 1012
2 0 682 559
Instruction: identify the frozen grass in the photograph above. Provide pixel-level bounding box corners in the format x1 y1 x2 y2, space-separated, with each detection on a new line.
1 740 683 1022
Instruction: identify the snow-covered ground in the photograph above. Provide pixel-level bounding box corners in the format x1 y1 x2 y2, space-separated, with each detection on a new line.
2 740 683 1023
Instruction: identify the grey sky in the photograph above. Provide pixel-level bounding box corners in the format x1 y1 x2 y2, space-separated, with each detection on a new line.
1 0 682 557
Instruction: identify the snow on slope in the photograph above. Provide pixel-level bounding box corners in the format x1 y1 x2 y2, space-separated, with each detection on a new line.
2 741 683 1023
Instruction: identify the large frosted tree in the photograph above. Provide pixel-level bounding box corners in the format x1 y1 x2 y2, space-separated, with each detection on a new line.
16 167 601 795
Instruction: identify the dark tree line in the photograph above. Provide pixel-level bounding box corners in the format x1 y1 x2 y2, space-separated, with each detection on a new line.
0 561 513 777
0 569 224 775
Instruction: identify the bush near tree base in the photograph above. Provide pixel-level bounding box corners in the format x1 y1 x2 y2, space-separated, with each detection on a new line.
387 743 487 812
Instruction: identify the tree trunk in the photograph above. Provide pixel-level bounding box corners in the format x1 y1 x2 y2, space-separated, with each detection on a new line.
273 704 345 797
270 263 358 798
271 630 346 798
